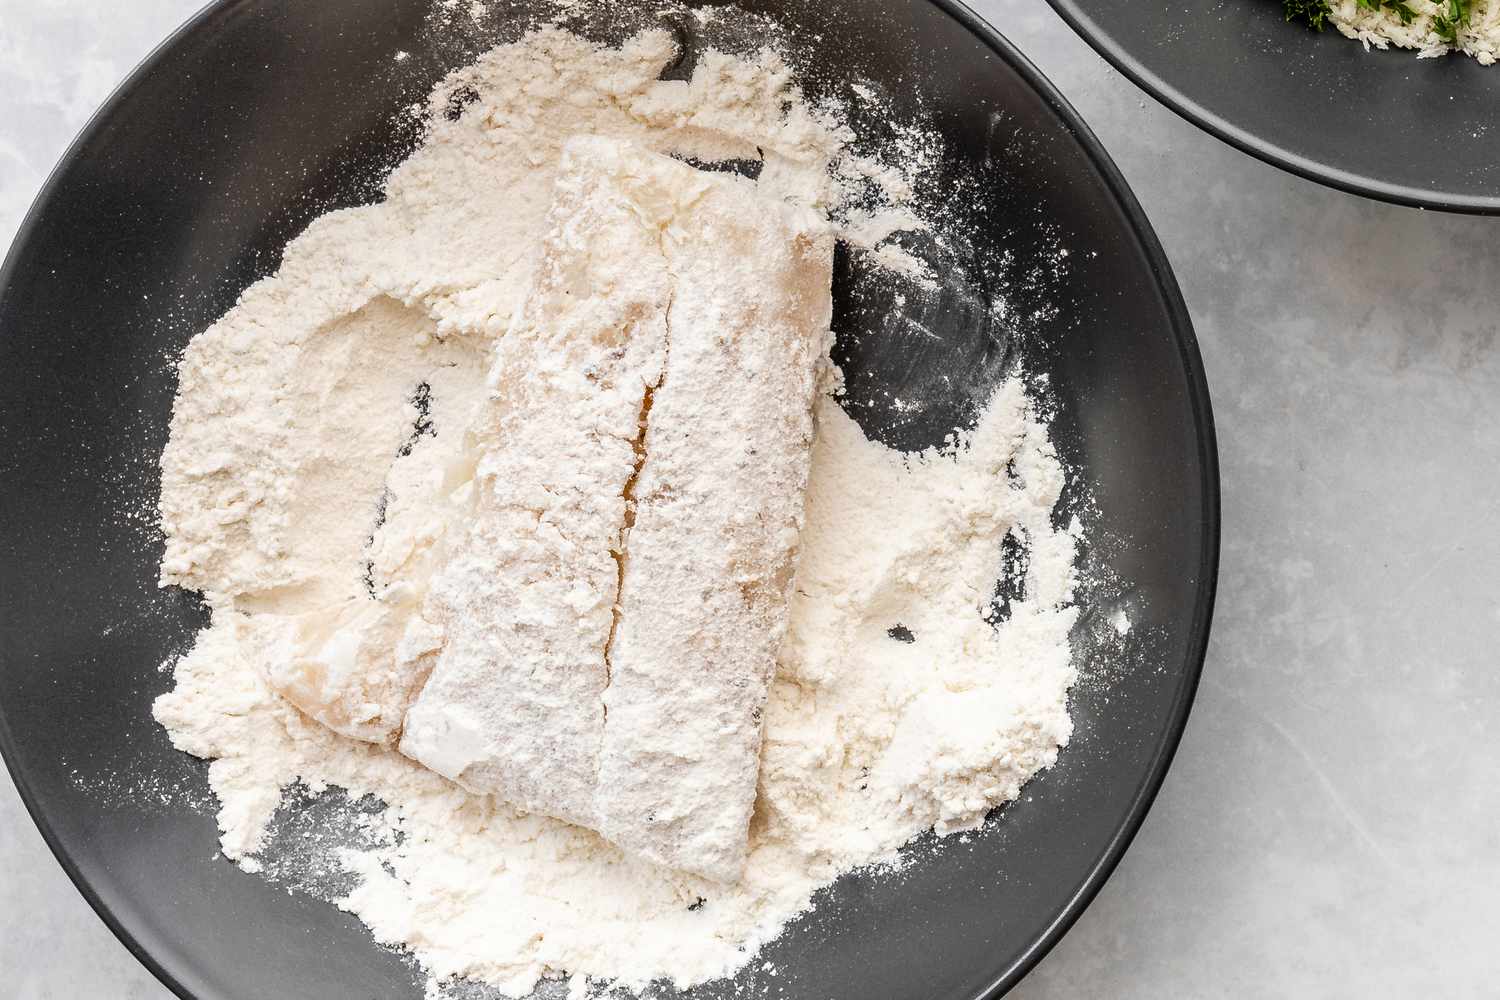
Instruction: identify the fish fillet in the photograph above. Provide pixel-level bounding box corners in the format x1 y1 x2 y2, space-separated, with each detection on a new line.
265 590 444 745
396 136 831 879
593 155 834 881
247 300 487 746
398 137 674 826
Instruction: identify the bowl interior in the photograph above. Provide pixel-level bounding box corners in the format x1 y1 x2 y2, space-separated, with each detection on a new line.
0 1 1216 998
1049 0 1500 212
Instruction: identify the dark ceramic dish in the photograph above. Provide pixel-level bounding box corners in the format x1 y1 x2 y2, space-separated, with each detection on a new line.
0 1 1218 997
1049 0 1500 213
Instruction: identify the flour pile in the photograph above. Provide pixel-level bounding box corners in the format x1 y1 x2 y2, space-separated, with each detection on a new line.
152 15 1080 998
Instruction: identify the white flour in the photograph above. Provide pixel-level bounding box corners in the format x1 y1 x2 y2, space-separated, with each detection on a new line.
152 16 1080 998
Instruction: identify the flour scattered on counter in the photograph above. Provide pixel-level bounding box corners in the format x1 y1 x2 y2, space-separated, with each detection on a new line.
151 12 1081 998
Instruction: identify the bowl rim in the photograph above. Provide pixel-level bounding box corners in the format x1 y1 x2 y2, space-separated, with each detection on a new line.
0 1 1220 997
1045 0 1500 216
937 2 1218 995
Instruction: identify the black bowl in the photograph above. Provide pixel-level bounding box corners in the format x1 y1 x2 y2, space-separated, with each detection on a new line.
0 1 1218 997
1048 0 1500 213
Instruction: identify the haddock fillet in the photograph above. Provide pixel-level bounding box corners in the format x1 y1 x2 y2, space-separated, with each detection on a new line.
397 137 674 827
593 149 834 881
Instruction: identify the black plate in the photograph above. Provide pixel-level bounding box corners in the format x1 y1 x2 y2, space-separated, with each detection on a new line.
1049 0 1500 213
0 1 1217 998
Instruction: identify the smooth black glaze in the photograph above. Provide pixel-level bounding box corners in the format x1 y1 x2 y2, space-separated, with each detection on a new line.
1049 0 1500 213
0 1 1218 998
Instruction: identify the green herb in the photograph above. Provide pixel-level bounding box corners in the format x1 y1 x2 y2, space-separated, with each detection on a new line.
1286 0 1451 35
1432 0 1472 42
1284 0 1332 30
1360 0 1418 20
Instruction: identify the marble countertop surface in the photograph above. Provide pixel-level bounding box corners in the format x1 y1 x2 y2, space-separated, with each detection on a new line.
4 1 1498 997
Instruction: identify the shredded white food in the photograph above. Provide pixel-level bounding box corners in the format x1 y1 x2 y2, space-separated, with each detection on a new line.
1328 0 1500 64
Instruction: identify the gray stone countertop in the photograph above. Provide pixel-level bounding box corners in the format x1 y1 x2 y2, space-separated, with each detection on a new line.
4 1 1498 997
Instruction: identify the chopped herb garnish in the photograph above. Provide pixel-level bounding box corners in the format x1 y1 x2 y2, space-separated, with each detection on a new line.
1284 0 1332 31
1388 1 1417 24
1285 0 1468 39
1433 0 1472 42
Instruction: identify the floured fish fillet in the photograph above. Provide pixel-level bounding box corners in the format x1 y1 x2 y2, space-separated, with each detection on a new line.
157 277 489 747
593 152 834 881
263 395 479 745
398 135 831 880
264 590 444 745
397 137 675 826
